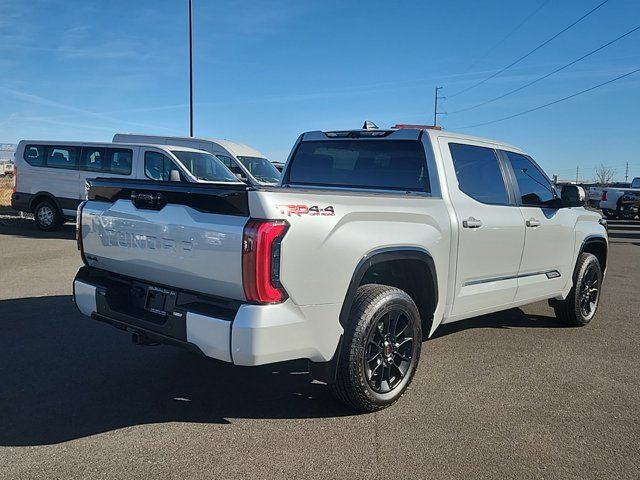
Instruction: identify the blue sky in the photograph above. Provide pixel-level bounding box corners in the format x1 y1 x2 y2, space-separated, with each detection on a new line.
0 0 639 181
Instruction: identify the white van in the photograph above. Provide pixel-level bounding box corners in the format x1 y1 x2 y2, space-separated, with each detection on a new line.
112 134 281 186
11 140 241 230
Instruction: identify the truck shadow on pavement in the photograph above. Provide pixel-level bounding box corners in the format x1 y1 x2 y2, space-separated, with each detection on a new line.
0 219 76 240
0 294 560 446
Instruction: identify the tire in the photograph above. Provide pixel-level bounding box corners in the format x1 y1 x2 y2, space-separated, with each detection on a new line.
601 209 617 219
553 253 602 327
329 284 422 412
33 200 63 231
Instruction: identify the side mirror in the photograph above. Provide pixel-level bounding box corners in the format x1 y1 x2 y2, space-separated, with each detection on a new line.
560 185 586 207
169 169 181 182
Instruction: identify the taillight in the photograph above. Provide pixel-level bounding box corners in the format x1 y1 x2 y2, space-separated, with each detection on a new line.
242 219 289 303
601 190 607 201
76 201 87 264
11 166 16 194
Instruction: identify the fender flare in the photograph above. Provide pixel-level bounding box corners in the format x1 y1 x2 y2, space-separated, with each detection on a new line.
337 246 438 328
578 235 608 274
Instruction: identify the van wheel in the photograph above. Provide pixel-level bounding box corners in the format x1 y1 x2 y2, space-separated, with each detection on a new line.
33 200 62 231
329 284 422 412
553 253 602 327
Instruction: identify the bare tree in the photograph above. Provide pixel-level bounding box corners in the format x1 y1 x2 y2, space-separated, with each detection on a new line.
594 164 615 185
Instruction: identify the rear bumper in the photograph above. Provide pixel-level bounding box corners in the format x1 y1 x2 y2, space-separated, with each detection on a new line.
10 192 32 212
73 267 343 366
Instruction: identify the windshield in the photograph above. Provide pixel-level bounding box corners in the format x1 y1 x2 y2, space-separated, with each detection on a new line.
237 156 281 184
171 150 239 182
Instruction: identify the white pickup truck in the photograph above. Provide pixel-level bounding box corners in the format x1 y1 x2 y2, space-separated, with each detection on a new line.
600 177 640 219
73 126 608 412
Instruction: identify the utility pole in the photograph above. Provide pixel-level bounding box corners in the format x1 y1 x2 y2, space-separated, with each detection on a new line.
625 162 629 182
575 165 579 184
188 0 194 137
433 86 445 127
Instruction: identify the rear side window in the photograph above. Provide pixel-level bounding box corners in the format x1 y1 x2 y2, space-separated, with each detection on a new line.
145 151 182 181
81 147 105 172
46 146 78 170
287 140 429 192
23 145 45 166
107 148 132 175
449 143 509 205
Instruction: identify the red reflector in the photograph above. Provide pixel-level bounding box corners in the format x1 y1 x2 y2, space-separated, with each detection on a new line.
601 190 607 201
242 219 289 304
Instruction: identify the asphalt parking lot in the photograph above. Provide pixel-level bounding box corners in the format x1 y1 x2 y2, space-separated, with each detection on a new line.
0 216 638 480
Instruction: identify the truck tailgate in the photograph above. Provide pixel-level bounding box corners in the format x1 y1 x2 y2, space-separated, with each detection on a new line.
80 179 249 300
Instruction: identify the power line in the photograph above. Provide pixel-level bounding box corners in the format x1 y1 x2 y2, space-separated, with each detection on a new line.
448 0 611 98
451 67 640 129
449 24 640 114
458 0 551 76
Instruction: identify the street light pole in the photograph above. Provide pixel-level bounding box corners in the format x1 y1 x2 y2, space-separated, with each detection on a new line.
189 0 194 137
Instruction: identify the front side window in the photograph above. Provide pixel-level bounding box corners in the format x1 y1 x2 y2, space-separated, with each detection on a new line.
23 145 45 166
504 151 555 206
237 156 281 184
287 140 429 192
171 150 237 182
145 151 182 181
449 143 509 205
46 146 78 170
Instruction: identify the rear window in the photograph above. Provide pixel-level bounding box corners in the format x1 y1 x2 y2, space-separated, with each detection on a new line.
286 140 429 192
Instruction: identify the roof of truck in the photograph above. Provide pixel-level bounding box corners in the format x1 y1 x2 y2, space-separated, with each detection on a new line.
305 128 524 153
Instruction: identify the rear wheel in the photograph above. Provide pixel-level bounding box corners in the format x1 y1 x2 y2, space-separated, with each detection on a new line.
329 284 422 412
601 209 617 219
33 200 62 231
553 253 602 327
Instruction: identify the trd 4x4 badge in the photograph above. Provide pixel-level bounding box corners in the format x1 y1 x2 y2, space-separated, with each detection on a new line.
277 204 335 217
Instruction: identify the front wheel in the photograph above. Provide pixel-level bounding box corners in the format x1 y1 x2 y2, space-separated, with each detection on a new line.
329 284 422 412
553 253 602 327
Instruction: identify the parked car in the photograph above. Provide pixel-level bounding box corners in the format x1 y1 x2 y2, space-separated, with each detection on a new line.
73 126 607 412
600 177 640 219
11 140 241 230
112 134 281 186
0 162 14 177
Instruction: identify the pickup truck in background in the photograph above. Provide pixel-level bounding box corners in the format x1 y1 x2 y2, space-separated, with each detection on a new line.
600 177 640 219
73 126 608 412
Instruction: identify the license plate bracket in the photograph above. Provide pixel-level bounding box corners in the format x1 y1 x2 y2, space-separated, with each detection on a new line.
145 286 178 316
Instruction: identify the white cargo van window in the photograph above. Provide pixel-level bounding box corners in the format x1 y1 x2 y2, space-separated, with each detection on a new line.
171 150 237 182
81 147 105 172
24 145 45 166
108 149 132 175
236 156 280 184
144 151 183 182
216 154 243 176
46 146 78 170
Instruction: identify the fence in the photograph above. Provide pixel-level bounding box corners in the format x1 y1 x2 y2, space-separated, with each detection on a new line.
0 175 14 206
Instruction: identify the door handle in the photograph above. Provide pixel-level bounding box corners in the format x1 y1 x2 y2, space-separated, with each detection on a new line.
462 217 483 229
526 218 541 227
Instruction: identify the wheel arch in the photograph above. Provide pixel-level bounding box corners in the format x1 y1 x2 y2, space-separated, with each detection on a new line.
579 235 607 275
29 191 62 213
338 247 438 337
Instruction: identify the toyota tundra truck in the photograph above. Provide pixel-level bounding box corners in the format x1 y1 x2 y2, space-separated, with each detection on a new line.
73 126 608 412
